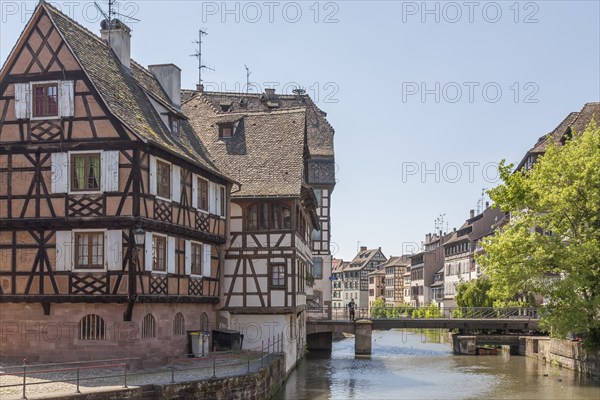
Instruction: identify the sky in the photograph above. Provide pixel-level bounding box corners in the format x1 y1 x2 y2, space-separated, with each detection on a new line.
1 1 599 261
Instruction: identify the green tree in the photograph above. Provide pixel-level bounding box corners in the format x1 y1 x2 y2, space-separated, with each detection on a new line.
370 298 386 318
479 120 600 346
455 278 495 308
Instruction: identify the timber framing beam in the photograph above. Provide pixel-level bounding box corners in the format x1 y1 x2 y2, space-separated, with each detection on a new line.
0 294 220 304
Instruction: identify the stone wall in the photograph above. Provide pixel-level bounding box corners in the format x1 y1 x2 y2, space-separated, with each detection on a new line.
535 338 600 378
0 302 217 367
36 355 285 400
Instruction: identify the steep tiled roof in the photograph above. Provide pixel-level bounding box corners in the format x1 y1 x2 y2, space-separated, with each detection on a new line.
38 3 225 178
183 93 307 197
383 255 411 267
517 102 600 170
346 248 386 271
183 90 335 158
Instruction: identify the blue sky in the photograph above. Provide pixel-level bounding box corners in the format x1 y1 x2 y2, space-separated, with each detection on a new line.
2 1 599 260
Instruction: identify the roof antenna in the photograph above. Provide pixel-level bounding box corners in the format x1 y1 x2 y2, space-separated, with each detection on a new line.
191 29 214 87
477 188 487 214
244 65 252 94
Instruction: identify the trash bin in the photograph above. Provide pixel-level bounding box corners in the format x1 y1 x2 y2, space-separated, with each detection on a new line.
189 331 202 357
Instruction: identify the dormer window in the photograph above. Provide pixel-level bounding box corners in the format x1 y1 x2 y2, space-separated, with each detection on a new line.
33 83 58 117
219 123 234 138
171 117 180 139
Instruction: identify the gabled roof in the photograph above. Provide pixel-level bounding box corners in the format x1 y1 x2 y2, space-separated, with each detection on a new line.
1 2 227 180
183 92 308 198
183 90 335 158
516 102 600 171
346 248 387 271
383 255 411 268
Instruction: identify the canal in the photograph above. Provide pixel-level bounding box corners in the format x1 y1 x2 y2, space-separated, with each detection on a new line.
274 329 600 399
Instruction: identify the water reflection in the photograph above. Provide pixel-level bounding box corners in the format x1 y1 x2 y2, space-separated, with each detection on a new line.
274 329 600 400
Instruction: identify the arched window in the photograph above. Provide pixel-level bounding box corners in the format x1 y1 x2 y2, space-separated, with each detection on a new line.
173 313 185 336
79 314 106 340
200 312 210 333
142 313 156 339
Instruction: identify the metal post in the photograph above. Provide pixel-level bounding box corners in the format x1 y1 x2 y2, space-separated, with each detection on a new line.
261 341 264 367
247 354 250 373
75 365 81 394
268 337 271 355
170 359 175 384
212 357 216 379
123 362 128 388
21 359 27 400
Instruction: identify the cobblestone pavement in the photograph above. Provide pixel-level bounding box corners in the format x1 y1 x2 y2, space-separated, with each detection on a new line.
0 352 268 399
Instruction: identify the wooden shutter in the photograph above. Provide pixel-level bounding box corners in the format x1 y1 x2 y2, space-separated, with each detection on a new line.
167 236 176 274
14 83 30 119
172 165 181 202
59 81 75 117
149 155 157 195
184 240 192 275
106 230 122 271
51 152 68 193
191 175 198 208
55 231 72 271
203 244 211 277
101 151 119 192
144 232 153 271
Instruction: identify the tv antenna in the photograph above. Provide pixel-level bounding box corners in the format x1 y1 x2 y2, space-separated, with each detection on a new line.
434 213 446 234
191 29 214 86
244 65 252 94
477 188 487 214
95 1 140 50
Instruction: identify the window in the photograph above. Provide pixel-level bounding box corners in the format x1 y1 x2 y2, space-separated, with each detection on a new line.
173 313 185 335
246 203 291 231
74 232 104 269
191 242 203 275
312 257 323 279
156 160 171 198
142 314 156 339
311 229 321 241
79 314 105 340
171 117 180 138
33 83 58 117
197 177 208 211
71 154 100 191
271 264 285 287
152 235 167 271
219 123 234 138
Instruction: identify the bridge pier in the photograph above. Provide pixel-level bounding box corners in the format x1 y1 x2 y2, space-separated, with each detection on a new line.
452 334 477 355
355 319 373 356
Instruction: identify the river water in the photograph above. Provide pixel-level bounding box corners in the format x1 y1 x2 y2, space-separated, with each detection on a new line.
274 329 600 400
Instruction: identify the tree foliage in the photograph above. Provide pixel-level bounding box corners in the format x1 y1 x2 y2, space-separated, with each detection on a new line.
455 278 495 308
478 120 600 346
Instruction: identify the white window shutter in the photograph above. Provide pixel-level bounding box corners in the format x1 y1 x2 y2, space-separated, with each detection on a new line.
203 244 211 277
184 240 192 275
208 182 216 214
191 175 198 208
101 151 119 192
167 236 176 274
51 152 68 193
59 80 74 117
172 165 181 202
106 230 122 271
149 155 157 195
55 231 72 271
14 83 29 119
144 232 153 271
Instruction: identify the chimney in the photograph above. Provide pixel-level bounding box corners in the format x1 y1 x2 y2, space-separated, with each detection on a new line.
101 19 131 70
485 201 490 209
265 88 276 98
360 246 367 252
453 227 456 232
470 209 475 219
148 64 182 109
196 84 204 92
439 230 442 237
425 233 431 243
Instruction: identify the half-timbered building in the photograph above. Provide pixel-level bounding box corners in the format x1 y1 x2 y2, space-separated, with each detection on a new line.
183 87 334 372
0 2 233 364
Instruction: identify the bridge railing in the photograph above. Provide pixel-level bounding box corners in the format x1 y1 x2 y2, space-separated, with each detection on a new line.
307 306 539 321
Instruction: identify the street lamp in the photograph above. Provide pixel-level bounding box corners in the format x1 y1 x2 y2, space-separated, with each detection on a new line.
125 227 145 321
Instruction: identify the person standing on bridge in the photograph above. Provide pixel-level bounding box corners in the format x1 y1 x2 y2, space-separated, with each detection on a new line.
348 298 356 321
